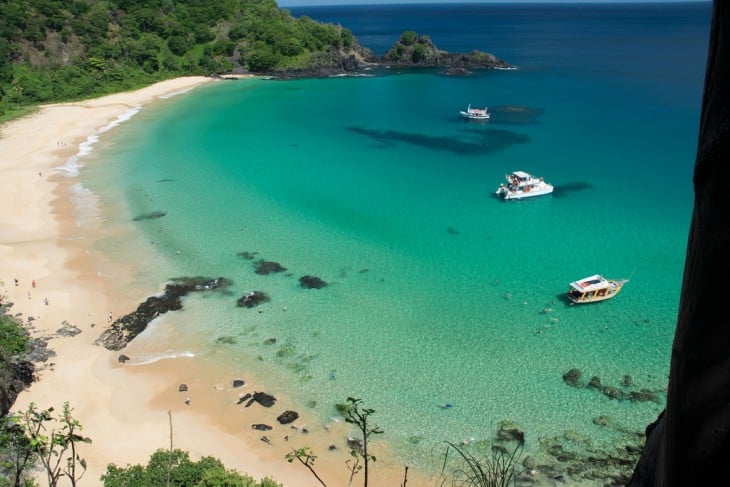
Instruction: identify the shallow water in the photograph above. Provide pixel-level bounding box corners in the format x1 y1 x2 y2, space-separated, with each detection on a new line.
77 1 709 479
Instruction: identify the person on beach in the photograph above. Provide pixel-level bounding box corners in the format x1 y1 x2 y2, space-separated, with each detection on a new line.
32 279 36 288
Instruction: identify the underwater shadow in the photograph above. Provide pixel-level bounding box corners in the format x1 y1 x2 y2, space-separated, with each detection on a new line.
348 126 529 156
132 211 167 221
488 105 544 125
552 182 594 198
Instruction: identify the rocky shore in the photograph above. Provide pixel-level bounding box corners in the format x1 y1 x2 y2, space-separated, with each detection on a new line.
254 30 512 80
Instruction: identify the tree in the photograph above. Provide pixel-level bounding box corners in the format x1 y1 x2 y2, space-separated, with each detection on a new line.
102 449 281 487
399 31 417 46
13 402 91 487
285 447 327 487
341 397 383 487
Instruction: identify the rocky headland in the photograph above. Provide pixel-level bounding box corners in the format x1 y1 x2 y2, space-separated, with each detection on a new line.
259 30 512 79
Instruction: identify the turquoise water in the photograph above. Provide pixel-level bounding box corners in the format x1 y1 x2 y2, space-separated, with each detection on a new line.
78 2 708 477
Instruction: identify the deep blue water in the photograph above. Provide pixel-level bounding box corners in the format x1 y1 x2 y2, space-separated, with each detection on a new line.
81 2 712 483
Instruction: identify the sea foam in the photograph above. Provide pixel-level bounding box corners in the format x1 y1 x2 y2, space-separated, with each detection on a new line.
127 351 196 366
56 106 141 177
69 182 105 228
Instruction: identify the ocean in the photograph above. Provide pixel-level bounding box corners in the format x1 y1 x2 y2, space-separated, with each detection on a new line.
75 2 711 482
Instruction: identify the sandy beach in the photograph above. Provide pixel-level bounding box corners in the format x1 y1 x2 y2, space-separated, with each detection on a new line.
0 77 428 486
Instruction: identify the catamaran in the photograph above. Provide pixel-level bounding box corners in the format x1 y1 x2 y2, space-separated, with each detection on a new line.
495 171 554 200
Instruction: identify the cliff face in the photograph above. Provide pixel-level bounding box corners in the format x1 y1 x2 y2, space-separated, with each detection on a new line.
629 2 730 485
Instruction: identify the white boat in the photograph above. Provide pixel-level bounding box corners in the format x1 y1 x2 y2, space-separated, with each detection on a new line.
460 104 490 120
567 274 628 304
495 171 553 200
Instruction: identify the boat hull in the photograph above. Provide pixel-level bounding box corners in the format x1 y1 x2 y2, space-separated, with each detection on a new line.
497 186 554 200
460 111 489 120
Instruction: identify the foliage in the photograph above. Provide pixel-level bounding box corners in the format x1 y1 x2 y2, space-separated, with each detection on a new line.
436 441 523 487
0 316 29 358
0 0 365 115
2 402 90 487
285 447 327 487
341 397 383 487
383 31 441 65
399 31 418 46
102 448 282 487
0 414 37 487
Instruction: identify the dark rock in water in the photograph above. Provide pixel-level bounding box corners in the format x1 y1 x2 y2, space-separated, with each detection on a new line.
631 388 661 403
132 211 167 221
95 277 231 351
496 420 525 445
237 251 259 260
253 391 276 408
245 398 255 407
445 67 471 76
237 291 270 308
588 376 602 389
263 338 277 345
252 424 273 431
254 259 287 275
179 384 188 392
237 392 252 405
347 437 363 452
277 410 299 425
563 368 583 388
118 354 130 363
232 379 245 388
603 386 622 400
593 415 612 427
299 275 327 289
621 374 633 387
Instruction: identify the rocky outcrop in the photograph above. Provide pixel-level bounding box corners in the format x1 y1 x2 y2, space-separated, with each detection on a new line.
95 277 230 351
237 291 270 308
380 31 512 71
299 275 327 289
0 356 34 416
264 31 510 79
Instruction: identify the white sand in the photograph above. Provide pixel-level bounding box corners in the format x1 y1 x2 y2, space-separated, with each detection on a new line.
0 76 432 487
1 77 317 486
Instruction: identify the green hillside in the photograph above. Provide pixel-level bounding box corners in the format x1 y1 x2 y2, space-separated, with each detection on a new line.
0 0 372 114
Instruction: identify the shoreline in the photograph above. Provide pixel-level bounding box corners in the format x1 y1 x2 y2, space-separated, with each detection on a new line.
0 76 392 486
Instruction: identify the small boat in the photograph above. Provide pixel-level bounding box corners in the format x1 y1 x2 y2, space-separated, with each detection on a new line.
495 171 553 200
460 104 490 120
567 274 628 304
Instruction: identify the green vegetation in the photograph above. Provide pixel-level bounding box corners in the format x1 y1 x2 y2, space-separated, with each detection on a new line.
386 31 438 64
102 449 281 487
1 402 89 487
437 441 523 487
341 397 383 487
0 0 365 115
0 315 28 358
290 397 384 487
